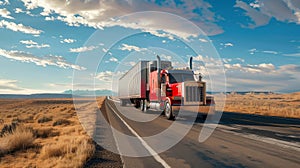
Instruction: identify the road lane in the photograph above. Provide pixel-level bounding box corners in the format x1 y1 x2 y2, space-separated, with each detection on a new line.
103 98 300 167
105 101 171 168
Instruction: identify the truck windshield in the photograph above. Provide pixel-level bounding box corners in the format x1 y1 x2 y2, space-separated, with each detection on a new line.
169 73 195 84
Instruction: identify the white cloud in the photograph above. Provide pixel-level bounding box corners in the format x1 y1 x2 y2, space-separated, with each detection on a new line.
0 0 9 6
222 58 232 64
216 60 300 91
194 54 204 61
20 40 37 45
235 0 271 28
0 8 14 19
236 58 245 62
20 0 224 39
45 16 55 21
40 8 51 16
0 79 22 91
289 40 300 43
0 79 56 94
60 38 76 43
221 58 244 64
235 0 300 28
26 44 50 49
109 57 118 62
249 48 257 54
225 63 275 73
70 45 98 53
222 42 234 47
48 82 109 91
249 48 279 55
250 1 261 8
0 20 43 35
123 53 299 92
119 44 146 52
20 40 50 48
222 58 245 64
223 62 300 92
0 48 85 70
94 71 124 81
15 8 24 13
161 54 172 61
283 53 300 56
280 64 300 72
262 50 278 54
199 38 208 42
121 61 137 67
194 54 223 65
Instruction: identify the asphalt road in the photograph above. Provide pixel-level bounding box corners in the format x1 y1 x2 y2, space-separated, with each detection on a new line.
88 98 300 168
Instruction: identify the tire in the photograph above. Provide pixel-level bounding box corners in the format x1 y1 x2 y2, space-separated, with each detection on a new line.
120 99 126 106
140 99 144 111
140 99 147 112
201 114 207 120
134 99 140 108
164 101 174 120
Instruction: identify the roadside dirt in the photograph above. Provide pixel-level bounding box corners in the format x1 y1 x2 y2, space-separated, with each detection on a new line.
0 98 122 168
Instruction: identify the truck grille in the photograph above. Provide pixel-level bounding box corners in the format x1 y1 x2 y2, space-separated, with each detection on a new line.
184 82 205 105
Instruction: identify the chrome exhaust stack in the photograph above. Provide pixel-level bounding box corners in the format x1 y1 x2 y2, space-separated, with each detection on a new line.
189 57 193 70
157 55 161 103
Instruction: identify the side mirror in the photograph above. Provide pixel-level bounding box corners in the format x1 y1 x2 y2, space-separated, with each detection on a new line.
199 74 202 82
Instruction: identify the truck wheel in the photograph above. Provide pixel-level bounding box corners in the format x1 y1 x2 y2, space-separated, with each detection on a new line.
164 101 174 120
120 99 126 106
140 99 147 112
134 99 140 108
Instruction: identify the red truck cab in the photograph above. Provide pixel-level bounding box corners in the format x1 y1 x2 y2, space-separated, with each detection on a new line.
149 68 214 119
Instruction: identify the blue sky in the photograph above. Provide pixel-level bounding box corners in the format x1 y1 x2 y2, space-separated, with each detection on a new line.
0 0 299 94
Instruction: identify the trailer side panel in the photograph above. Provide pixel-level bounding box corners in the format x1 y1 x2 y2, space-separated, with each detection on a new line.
118 61 148 99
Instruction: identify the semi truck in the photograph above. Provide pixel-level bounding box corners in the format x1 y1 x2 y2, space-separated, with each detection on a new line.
118 55 215 120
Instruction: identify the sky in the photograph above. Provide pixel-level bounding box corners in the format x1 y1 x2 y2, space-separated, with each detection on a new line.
0 0 299 94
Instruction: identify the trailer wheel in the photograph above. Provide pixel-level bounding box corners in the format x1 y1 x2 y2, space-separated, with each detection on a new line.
164 101 174 120
134 99 140 108
120 99 126 106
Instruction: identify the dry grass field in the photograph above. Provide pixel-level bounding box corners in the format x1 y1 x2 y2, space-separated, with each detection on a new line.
221 92 300 119
0 98 107 168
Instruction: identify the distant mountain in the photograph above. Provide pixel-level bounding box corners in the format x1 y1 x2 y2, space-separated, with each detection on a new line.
0 90 115 99
0 93 73 99
277 89 300 93
207 91 275 95
63 89 116 96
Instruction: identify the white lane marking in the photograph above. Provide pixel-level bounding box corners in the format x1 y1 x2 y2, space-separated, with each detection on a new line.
207 123 300 152
106 98 171 168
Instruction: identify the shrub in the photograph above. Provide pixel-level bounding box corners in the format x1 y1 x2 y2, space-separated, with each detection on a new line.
0 126 35 154
34 128 59 138
40 137 95 168
52 119 71 126
37 116 52 123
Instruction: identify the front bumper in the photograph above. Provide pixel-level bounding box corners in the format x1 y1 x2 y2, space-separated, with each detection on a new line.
172 105 215 114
